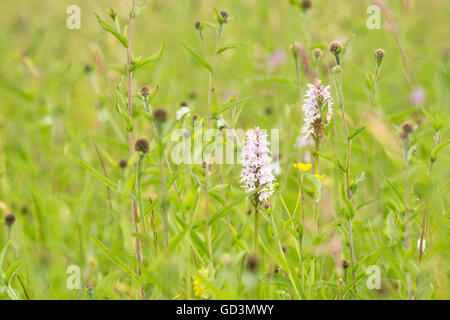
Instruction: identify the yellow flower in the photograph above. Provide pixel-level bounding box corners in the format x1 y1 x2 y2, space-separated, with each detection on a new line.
315 174 325 180
293 162 312 172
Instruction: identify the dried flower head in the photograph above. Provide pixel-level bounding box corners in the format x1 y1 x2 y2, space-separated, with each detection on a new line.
342 260 349 269
247 254 258 272
302 80 334 138
302 0 312 9
241 126 275 203
220 11 229 23
400 122 414 140
375 48 385 65
139 85 150 98
313 48 323 58
134 138 149 154
328 41 342 55
118 159 128 168
375 48 385 59
152 107 168 122
4 213 16 226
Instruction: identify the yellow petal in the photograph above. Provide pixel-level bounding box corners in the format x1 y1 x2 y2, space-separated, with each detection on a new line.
315 174 325 180
293 162 312 172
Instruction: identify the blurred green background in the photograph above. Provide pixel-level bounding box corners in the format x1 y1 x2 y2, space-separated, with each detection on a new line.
0 0 449 299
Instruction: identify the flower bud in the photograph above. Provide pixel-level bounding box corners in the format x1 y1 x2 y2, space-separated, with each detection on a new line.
134 138 149 154
152 107 168 122
375 48 385 65
118 159 128 168
329 41 343 65
139 85 150 99
4 213 16 227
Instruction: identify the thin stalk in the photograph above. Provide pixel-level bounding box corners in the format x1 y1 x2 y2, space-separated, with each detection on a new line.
335 64 356 282
368 63 379 107
136 158 147 233
404 141 410 250
254 205 259 255
126 0 145 300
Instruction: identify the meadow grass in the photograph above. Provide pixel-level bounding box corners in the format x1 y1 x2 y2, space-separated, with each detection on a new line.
0 0 449 300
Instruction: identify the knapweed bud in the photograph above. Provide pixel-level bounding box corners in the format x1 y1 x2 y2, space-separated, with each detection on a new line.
375 48 385 65
84 63 92 73
4 213 16 227
328 41 342 55
118 159 128 168
247 254 258 272
400 122 414 140
152 107 168 122
312 48 322 58
180 101 188 107
342 259 349 269
192 114 199 121
21 205 29 215
108 8 117 20
302 0 312 10
290 42 300 59
139 85 150 99
219 11 229 24
329 41 343 65
195 21 203 31
134 138 149 154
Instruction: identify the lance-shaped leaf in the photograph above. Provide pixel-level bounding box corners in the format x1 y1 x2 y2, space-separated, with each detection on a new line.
217 42 248 54
95 14 128 48
212 96 250 117
180 41 212 72
78 160 119 191
130 42 164 72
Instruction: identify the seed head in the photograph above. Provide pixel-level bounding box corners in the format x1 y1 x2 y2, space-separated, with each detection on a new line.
180 101 188 107
342 259 349 269
220 11 229 23
328 41 342 55
152 107 168 122
402 122 414 134
4 213 16 227
139 85 150 98
400 122 414 140
313 48 323 58
375 48 385 65
134 138 149 154
21 205 29 215
118 159 128 168
375 48 385 59
247 254 258 272
302 0 312 9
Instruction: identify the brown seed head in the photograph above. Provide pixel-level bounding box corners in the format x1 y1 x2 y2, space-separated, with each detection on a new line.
302 0 312 9
152 107 168 122
5 213 16 227
134 138 149 154
118 159 128 168
313 48 323 58
220 11 229 23
247 254 258 272
376 48 385 59
139 85 150 98
328 41 342 55
180 101 188 107
342 259 349 269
